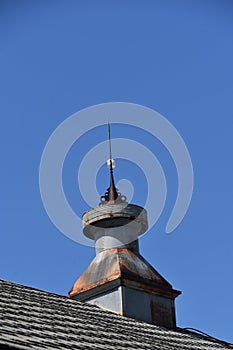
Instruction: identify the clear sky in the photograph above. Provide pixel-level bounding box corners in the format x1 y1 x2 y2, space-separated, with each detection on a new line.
1 0 233 343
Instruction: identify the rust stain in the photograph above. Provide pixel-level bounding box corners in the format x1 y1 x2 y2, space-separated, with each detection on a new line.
69 247 181 300
69 248 121 297
82 203 148 239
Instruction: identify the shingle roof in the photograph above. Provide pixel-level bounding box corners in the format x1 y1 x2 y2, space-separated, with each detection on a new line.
0 279 232 350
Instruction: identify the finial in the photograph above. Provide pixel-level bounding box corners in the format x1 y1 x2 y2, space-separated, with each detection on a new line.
100 121 127 205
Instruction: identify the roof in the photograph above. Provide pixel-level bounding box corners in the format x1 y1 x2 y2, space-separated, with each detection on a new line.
0 279 232 350
69 247 180 299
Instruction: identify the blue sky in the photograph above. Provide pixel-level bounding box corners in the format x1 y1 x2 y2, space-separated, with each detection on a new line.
1 0 233 343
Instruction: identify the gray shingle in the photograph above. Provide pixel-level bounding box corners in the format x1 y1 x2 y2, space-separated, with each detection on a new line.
0 280 232 350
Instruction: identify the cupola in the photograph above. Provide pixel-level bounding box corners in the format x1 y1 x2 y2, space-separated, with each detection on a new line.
69 123 181 329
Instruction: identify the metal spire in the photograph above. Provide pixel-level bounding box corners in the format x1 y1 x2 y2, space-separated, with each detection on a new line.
108 121 113 171
100 121 118 204
100 121 127 205
106 121 118 203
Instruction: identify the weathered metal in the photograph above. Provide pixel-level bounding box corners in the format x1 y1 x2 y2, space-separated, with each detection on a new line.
69 247 180 299
83 203 148 240
69 247 181 329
